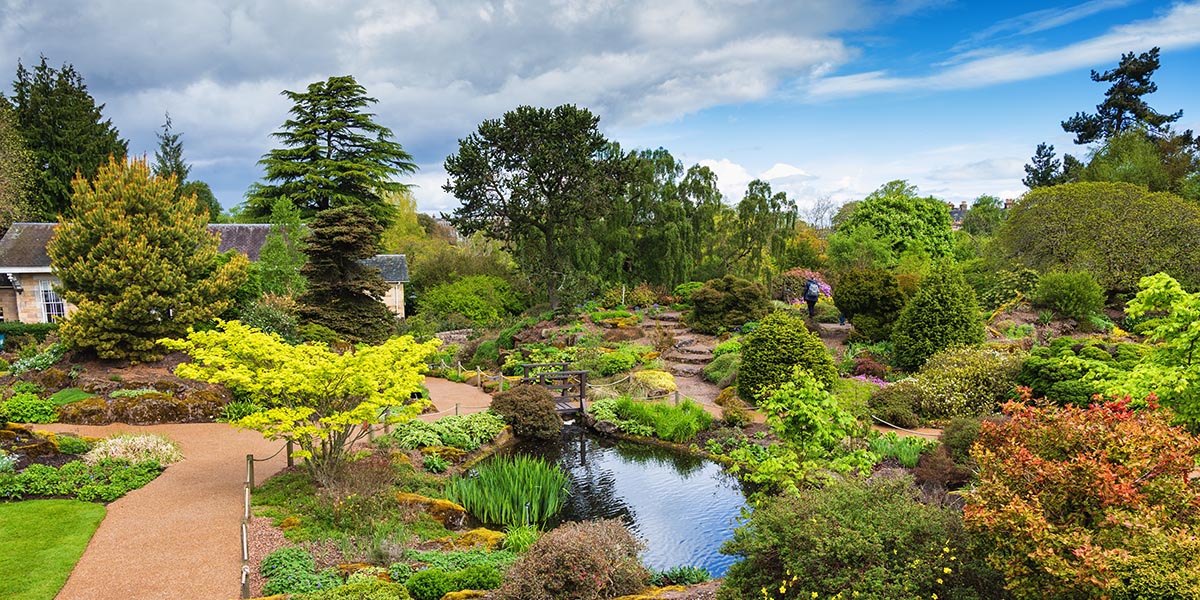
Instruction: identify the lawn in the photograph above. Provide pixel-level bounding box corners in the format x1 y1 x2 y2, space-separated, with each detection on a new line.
0 500 106 600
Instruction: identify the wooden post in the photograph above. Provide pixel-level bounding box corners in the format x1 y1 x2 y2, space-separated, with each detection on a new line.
674 390 680 406
286 441 294 468
246 454 254 491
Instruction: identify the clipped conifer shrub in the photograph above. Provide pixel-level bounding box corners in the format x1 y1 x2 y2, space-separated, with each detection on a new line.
833 267 906 342
736 311 837 403
689 275 771 334
891 261 984 371
1033 271 1105 321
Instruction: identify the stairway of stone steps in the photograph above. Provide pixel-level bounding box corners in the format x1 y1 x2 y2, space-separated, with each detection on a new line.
638 311 717 379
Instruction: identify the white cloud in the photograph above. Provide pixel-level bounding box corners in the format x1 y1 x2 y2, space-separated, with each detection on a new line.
811 2 1200 99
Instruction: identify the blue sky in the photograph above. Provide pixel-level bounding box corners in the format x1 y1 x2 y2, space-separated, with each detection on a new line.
3 0 1198 217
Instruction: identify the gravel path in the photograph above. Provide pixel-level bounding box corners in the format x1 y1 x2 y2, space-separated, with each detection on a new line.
36 378 494 600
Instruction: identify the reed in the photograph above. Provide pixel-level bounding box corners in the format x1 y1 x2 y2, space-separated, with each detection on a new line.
444 456 569 527
869 431 937 468
614 397 714 443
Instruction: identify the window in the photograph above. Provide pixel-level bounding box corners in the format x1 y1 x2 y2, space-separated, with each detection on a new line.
38 279 66 323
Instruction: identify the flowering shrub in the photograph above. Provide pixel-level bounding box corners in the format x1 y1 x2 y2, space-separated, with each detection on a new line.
777 267 831 300
964 394 1200 599
493 519 648 600
84 434 183 466
908 345 1027 419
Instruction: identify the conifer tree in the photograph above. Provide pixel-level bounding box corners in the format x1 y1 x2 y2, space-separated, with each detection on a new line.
296 205 395 343
891 261 984 371
47 156 248 362
0 103 31 232
3 57 127 219
1061 47 1181 145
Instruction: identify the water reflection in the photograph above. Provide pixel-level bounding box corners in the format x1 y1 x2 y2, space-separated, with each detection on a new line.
497 425 748 577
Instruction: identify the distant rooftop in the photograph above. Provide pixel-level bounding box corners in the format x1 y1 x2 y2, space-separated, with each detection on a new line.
0 222 274 270
359 254 409 283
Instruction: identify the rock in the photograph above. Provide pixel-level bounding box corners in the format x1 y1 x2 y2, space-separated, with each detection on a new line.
594 419 618 435
447 527 505 550
395 492 467 529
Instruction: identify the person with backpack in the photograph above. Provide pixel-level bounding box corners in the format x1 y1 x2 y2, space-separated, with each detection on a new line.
803 278 820 317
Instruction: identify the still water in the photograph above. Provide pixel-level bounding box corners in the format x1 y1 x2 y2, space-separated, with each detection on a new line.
497 425 749 577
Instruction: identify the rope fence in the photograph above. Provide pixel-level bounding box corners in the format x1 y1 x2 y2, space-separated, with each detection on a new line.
242 442 289 599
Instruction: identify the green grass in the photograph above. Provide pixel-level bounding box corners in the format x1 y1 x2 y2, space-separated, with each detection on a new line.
47 388 96 407
0 500 106 600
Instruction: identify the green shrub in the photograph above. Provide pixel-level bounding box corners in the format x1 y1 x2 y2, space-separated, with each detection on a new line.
712 338 742 358
737 311 837 403
503 524 541 552
650 565 711 587
833 267 906 342
867 380 921 429
673 281 705 303
1 393 57 423
221 400 265 422
403 547 519 573
55 435 91 455
689 275 771 335
419 275 524 328
909 346 1027 420
299 323 340 344
1034 271 1106 320
718 475 1006 600
470 340 500 368
489 385 562 440
494 519 649 600
702 352 739 387
422 454 449 473
1015 337 1142 407
891 261 985 371
596 350 638 376
239 298 300 342
941 416 982 465
448 563 504 591
405 568 451 600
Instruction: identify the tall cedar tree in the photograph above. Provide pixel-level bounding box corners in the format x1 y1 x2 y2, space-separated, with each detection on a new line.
244 76 415 229
296 205 395 344
445 104 626 309
0 103 32 232
47 156 248 362
3 57 127 219
1061 47 1182 144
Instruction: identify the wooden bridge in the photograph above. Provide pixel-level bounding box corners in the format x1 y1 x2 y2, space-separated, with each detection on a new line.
520 362 587 415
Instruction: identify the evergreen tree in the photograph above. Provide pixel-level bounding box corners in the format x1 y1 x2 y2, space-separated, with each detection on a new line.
296 205 395 344
180 180 221 222
891 261 984 371
3 57 127 219
1023 142 1062 188
152 112 189 183
257 197 307 296
1061 47 1182 145
47 156 248 362
244 76 416 229
0 103 31 232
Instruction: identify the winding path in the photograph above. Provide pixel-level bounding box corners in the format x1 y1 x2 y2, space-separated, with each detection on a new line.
39 378 493 600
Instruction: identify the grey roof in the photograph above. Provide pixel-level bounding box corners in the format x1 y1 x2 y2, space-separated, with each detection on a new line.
0 222 274 269
360 254 409 283
0 223 56 269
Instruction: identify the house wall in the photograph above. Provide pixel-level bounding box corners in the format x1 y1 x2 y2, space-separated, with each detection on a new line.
381 283 406 319
0 290 18 323
7 274 74 324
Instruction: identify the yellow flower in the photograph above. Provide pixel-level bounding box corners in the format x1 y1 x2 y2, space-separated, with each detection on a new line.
811 593 819 599
937 578 943 585
943 567 953 574
781 585 787 594
942 546 950 553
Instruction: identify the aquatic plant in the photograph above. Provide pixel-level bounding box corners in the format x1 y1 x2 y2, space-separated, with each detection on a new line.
444 456 568 527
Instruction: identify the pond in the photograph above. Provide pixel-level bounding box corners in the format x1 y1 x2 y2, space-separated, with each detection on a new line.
497 425 749 577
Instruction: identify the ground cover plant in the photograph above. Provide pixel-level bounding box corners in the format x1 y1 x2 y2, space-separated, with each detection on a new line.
0 499 106 600
443 455 568 527
379 411 507 452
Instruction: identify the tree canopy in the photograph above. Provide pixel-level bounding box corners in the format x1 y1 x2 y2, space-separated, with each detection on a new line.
48 156 247 362
998 181 1200 293
2 57 127 220
164 320 441 484
0 103 31 232
1061 47 1182 145
244 75 416 229
828 180 953 267
444 104 627 308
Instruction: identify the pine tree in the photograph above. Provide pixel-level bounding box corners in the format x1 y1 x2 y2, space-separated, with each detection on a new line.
4 57 127 219
1023 142 1062 188
244 76 416 229
257 197 307 296
1061 47 1182 145
47 156 248 362
296 205 395 343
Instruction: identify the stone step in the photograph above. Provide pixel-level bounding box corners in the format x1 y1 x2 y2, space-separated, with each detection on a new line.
665 354 712 365
668 363 704 377
640 321 688 332
673 345 712 356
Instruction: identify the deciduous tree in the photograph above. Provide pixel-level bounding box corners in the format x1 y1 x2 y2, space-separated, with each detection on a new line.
48 156 247 362
164 320 440 484
244 75 416 229
444 104 627 309
256 197 307 296
829 180 953 261
3 57 127 219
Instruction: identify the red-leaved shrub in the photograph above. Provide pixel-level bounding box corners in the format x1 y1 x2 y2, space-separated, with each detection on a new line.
493 519 648 600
